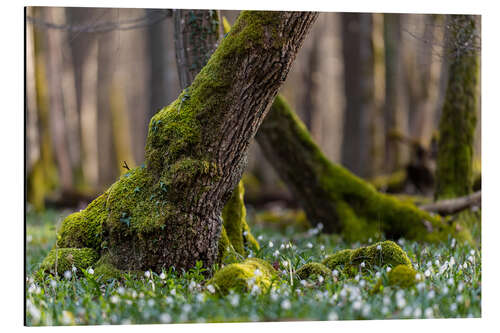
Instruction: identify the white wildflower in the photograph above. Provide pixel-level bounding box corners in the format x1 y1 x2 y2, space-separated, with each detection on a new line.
376 244 382 251
268 241 274 248
160 313 172 324
328 311 338 321
332 269 339 277
87 267 94 275
110 295 119 304
386 267 392 273
50 279 57 288
230 294 240 307
64 270 72 279
159 272 166 280
307 242 313 249
424 269 431 277
424 308 433 318
206 284 216 294
352 301 362 311
144 270 150 278
254 268 262 277
281 299 291 310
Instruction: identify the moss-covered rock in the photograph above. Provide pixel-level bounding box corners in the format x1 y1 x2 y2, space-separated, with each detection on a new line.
296 262 331 280
322 249 354 270
39 248 98 276
388 264 419 288
206 258 277 295
322 241 412 272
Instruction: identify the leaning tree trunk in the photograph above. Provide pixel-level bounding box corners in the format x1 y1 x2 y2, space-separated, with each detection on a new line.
44 11 318 275
255 95 471 243
435 15 479 200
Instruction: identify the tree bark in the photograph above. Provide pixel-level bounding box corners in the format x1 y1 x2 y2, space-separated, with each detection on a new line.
384 13 409 173
51 11 318 273
173 10 222 90
256 95 470 243
435 15 479 199
340 13 376 178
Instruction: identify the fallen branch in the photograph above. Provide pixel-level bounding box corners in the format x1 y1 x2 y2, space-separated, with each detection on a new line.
419 191 481 215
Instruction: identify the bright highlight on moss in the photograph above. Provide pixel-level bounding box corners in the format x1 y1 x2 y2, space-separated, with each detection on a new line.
207 258 277 295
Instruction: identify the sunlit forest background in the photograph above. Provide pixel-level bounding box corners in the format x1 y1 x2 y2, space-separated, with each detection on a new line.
26 7 481 213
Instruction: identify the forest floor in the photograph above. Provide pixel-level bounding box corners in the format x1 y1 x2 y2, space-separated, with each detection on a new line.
25 206 481 325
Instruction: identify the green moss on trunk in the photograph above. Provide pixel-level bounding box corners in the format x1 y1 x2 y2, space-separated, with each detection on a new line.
39 248 98 276
435 15 479 199
221 181 259 258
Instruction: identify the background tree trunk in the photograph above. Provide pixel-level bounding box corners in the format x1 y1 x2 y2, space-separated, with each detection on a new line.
435 15 479 199
340 13 375 178
52 11 319 272
384 13 409 173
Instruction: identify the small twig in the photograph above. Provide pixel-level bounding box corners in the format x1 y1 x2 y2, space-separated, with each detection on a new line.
122 160 130 171
419 191 481 215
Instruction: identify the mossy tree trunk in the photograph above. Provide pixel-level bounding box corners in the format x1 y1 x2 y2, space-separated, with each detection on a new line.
435 15 479 200
256 95 470 242
173 10 259 258
53 11 318 273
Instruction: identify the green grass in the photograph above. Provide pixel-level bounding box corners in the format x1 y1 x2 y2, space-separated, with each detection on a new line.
25 207 481 325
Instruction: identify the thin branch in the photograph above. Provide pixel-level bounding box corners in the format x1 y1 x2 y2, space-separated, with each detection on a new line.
26 9 171 33
419 191 481 215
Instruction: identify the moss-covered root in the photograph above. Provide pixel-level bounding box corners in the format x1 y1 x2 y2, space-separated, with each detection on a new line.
206 258 277 295
322 241 412 272
256 94 472 243
39 248 99 276
296 262 331 281
220 180 259 259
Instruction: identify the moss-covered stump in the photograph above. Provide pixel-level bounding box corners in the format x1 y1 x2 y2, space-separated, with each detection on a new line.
207 258 277 295
220 181 259 260
256 95 471 243
38 11 318 273
296 262 331 281
39 248 99 276
322 241 412 273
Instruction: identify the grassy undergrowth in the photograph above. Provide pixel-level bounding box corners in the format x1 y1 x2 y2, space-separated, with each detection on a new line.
25 206 481 325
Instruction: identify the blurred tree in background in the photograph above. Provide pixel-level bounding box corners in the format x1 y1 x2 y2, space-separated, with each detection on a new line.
26 8 481 213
